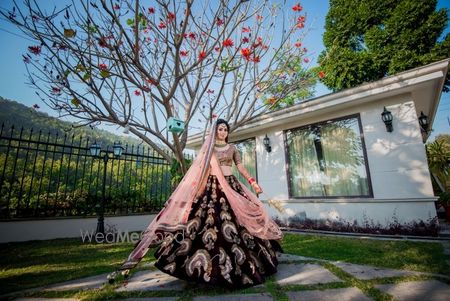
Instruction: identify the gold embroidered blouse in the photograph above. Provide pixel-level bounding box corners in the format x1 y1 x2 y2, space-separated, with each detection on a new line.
215 144 242 166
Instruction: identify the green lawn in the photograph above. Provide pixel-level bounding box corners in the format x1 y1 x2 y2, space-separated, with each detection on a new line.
281 233 450 275
0 233 448 297
0 238 154 295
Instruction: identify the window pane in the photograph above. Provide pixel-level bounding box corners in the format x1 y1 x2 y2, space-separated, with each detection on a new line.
287 117 370 197
232 139 256 191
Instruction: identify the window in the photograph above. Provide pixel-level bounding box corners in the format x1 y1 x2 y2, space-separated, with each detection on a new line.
285 115 372 198
232 138 257 191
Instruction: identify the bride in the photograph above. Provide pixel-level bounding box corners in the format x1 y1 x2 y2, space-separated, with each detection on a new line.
116 119 283 288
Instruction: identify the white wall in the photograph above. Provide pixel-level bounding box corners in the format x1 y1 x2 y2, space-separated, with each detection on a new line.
265 200 437 226
0 214 156 243
252 93 436 227
361 97 434 199
256 132 289 200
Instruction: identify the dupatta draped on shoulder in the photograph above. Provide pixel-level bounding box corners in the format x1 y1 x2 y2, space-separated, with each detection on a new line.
120 124 282 270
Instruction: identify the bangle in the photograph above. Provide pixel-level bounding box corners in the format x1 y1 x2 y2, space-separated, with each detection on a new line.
248 177 256 185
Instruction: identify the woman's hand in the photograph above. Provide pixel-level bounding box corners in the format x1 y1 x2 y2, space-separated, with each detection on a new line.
251 181 263 195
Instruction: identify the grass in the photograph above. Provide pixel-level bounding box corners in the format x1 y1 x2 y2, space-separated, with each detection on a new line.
0 237 154 295
0 232 448 299
281 233 450 275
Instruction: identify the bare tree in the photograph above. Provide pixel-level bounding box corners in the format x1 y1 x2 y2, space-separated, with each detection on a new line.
3 0 316 173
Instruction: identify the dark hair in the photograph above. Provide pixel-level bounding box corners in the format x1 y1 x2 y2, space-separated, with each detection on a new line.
215 119 230 142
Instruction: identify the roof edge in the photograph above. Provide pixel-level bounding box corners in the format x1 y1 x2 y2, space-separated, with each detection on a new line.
187 59 450 148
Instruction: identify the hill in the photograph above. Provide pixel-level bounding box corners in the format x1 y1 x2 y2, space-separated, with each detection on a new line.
0 97 145 152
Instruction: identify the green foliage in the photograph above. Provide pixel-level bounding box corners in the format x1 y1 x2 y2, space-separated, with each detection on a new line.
318 0 450 92
438 191 450 206
169 157 193 187
0 98 175 218
0 147 171 217
262 54 317 110
426 134 450 193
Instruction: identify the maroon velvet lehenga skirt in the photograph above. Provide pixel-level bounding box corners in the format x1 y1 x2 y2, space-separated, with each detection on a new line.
154 175 282 288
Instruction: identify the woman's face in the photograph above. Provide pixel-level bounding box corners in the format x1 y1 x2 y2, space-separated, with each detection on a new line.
216 124 228 141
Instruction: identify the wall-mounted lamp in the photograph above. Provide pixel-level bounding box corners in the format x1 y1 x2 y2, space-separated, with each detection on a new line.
381 106 393 133
263 134 272 153
418 111 429 133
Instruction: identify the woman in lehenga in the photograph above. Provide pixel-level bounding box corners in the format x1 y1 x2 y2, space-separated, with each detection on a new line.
116 119 283 288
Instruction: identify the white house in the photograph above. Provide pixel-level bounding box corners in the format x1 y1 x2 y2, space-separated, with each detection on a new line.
187 59 449 235
1 60 447 243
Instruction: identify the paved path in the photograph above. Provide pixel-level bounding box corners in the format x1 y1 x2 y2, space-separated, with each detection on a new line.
9 253 450 301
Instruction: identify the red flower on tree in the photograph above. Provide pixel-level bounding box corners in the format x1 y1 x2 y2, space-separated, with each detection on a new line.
99 63 107 70
242 37 249 44
188 32 197 40
296 16 306 28
240 48 252 60
242 26 251 33
158 22 166 29
148 7 155 14
295 41 302 48
267 97 277 105
292 4 303 12
180 50 189 57
214 46 220 52
113 4 120 10
28 45 41 55
134 90 141 96
216 18 224 26
198 50 207 61
167 12 175 21
318 71 326 79
252 36 263 48
98 37 108 48
303 57 309 63
256 15 263 21
222 38 234 48
51 87 61 95
207 89 214 94
252 56 260 63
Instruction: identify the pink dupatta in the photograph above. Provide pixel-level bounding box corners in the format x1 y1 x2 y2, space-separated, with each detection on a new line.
120 124 282 270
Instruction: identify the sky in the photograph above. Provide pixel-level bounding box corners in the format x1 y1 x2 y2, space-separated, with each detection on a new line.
0 0 448 140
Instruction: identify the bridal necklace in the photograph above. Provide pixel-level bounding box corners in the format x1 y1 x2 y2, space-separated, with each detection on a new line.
215 141 227 147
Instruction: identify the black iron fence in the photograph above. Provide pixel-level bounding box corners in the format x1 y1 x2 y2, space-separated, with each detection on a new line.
0 123 175 219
